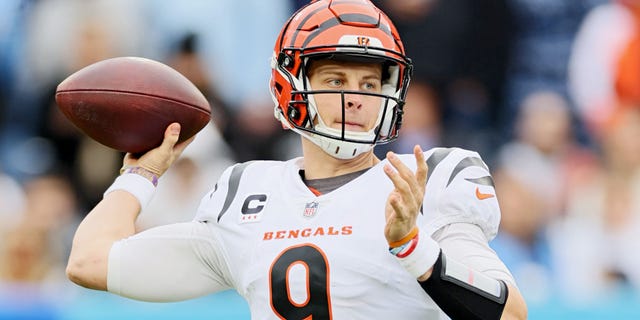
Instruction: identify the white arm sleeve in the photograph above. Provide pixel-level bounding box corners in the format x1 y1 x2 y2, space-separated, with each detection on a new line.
107 221 232 302
433 222 517 287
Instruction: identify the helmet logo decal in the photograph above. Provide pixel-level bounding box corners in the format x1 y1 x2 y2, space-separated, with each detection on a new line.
339 35 382 47
357 36 370 47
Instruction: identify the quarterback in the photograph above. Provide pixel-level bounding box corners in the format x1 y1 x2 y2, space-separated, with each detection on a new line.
67 0 527 319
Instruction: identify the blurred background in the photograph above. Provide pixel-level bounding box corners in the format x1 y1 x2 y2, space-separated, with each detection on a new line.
1 0 640 319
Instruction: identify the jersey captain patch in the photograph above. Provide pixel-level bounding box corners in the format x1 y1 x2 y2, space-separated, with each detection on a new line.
240 193 268 223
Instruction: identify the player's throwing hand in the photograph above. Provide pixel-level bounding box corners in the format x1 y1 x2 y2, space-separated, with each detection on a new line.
123 123 195 178
383 145 428 244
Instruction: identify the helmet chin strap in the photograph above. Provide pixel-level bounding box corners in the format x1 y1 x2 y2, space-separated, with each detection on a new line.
294 126 375 159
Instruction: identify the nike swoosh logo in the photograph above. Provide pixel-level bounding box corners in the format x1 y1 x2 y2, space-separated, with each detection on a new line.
475 187 495 200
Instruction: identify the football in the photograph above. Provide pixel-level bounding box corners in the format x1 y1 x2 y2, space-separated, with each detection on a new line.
55 56 211 154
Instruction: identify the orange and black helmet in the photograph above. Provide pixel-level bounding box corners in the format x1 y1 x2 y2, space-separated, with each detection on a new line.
270 0 413 159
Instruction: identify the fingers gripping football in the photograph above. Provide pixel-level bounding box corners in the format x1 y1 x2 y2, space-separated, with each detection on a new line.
383 145 428 244
123 123 194 177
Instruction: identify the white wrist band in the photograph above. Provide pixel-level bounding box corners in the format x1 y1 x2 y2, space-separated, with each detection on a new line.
396 230 441 279
104 173 156 211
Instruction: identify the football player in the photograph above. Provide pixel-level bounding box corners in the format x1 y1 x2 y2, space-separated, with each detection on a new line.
67 0 527 319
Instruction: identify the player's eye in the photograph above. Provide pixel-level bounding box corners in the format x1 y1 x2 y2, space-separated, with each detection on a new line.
362 81 380 91
326 79 343 87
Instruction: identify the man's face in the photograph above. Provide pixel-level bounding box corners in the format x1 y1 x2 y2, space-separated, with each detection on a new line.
307 59 383 133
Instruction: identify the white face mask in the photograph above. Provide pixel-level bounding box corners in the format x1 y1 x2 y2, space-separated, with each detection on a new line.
301 63 399 159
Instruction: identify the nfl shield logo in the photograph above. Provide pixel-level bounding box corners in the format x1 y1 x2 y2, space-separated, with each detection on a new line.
303 202 319 218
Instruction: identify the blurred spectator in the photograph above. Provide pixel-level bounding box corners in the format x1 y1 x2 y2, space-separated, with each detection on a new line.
0 222 61 320
569 0 640 135
376 82 442 157
3 175 81 318
373 0 511 159
500 0 602 145
0 0 25 137
551 107 640 302
0 0 38 179
0 174 80 309
0 172 26 233
491 90 598 302
563 2 640 301
146 0 293 161
20 174 79 239
0 223 55 283
165 32 231 132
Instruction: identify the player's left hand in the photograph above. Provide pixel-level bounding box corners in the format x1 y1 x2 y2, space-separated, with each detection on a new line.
383 145 428 244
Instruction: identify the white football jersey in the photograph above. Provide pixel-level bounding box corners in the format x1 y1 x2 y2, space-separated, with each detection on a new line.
189 147 501 320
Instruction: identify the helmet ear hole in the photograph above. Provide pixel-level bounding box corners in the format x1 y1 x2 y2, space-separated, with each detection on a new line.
287 101 309 127
278 52 294 68
288 107 300 121
274 82 283 93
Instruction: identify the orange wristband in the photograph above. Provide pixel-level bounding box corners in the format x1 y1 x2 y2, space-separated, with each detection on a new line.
388 226 419 248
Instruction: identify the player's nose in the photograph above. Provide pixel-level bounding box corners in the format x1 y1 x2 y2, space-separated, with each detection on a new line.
344 92 363 109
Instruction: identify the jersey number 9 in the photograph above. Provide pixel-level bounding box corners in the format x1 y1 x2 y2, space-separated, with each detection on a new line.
269 244 332 319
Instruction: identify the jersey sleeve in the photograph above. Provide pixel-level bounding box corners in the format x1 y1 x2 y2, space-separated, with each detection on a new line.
420 147 501 241
194 162 251 223
434 222 516 287
107 221 232 302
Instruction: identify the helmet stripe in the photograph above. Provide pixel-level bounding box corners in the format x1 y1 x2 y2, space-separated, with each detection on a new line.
299 13 392 49
288 6 326 48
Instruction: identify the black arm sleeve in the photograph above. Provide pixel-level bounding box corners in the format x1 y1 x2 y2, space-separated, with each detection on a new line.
419 251 508 320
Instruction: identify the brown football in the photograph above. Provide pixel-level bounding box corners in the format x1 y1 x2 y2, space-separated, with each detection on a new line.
55 56 211 154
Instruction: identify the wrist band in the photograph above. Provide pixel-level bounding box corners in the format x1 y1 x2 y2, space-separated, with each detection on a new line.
104 173 156 210
388 226 419 247
120 166 159 187
391 233 419 258
393 229 441 279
